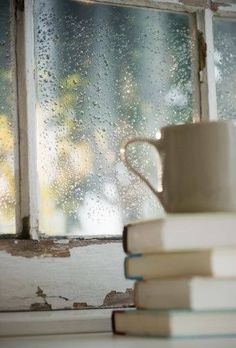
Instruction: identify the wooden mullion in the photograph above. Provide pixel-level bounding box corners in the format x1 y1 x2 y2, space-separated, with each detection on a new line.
190 13 201 123
197 9 218 121
74 0 209 13
14 0 39 239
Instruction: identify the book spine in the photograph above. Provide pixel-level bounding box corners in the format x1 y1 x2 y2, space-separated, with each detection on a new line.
122 225 129 254
112 311 126 335
124 256 144 280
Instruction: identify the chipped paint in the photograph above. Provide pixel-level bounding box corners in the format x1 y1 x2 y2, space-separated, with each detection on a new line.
210 0 236 11
30 286 74 310
180 0 207 6
36 286 47 300
211 2 219 10
73 302 95 309
68 238 120 249
0 239 120 258
198 30 207 73
35 286 52 310
73 289 134 310
0 242 133 311
30 302 52 311
0 240 70 257
212 0 235 6
102 288 134 307
31 287 134 311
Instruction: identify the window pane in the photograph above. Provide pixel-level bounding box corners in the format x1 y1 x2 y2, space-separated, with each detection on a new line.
0 0 16 234
214 18 236 120
35 0 194 236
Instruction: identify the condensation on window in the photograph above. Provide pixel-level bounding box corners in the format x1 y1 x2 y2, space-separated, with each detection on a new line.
35 0 194 236
0 0 16 234
214 18 236 120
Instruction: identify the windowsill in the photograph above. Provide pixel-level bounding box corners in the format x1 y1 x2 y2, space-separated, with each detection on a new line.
0 309 112 337
1 310 236 348
1 332 236 348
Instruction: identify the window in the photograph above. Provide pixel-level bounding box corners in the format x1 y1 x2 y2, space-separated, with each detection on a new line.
35 1 195 236
0 0 236 312
0 0 16 234
213 17 236 120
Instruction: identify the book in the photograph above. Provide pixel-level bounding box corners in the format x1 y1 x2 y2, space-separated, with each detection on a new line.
135 277 236 310
123 214 236 254
112 309 236 337
125 248 236 280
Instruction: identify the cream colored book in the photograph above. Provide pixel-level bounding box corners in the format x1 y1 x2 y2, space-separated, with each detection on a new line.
123 214 236 254
112 310 236 337
125 248 236 280
135 277 236 310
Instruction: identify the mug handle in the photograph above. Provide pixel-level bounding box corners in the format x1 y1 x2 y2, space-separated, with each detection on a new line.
120 137 164 205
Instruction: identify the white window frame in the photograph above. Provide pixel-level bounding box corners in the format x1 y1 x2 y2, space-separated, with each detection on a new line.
1 0 236 313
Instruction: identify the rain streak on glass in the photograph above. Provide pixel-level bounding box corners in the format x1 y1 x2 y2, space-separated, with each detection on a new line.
0 0 16 234
35 0 194 236
214 18 236 120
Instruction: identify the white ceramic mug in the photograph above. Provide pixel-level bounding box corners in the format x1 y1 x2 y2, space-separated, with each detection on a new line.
120 121 236 213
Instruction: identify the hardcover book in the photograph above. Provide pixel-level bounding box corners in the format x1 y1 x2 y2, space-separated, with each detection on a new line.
112 309 236 337
135 277 236 310
125 248 236 280
123 214 236 254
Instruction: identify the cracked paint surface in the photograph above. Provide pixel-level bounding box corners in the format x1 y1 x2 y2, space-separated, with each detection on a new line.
31 286 134 311
0 239 120 258
0 243 132 311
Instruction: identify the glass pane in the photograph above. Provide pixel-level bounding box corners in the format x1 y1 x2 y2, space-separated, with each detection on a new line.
214 18 236 120
0 0 16 234
35 0 194 236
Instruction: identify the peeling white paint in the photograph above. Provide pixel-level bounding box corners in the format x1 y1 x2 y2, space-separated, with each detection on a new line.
0 243 133 311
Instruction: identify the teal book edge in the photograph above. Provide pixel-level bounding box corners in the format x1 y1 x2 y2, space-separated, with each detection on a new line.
124 254 143 281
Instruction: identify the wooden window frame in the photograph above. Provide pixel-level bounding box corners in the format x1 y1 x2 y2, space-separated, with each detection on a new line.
1 0 236 313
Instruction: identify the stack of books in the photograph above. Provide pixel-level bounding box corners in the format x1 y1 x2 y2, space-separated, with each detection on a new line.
112 214 236 337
